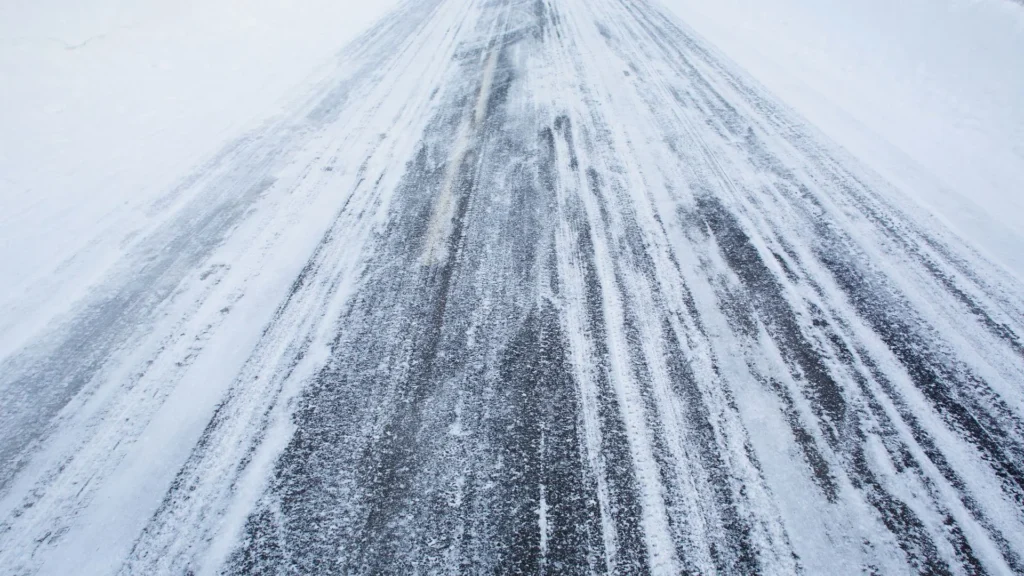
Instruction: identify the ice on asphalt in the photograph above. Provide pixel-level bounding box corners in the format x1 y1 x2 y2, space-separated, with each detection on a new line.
1 0 1023 574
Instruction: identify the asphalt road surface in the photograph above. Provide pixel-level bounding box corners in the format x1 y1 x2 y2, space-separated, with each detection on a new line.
2 0 1024 574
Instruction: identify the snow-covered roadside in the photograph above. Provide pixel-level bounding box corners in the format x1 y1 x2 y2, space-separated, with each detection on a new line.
656 0 1024 278
0 0 398 357
0 1 453 570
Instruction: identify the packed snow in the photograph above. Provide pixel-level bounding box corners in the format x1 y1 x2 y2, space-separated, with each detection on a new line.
659 0 1024 278
1 0 1022 574
0 0 399 360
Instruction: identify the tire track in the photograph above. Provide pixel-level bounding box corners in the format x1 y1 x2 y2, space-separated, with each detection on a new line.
3 0 1023 574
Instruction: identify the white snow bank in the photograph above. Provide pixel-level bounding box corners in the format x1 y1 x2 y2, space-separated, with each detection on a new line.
0 0 398 350
658 0 1024 278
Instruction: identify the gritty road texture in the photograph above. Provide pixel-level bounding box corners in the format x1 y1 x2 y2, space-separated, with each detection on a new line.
2 0 1024 574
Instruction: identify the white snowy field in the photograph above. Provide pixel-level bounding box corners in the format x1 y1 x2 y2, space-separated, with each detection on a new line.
660 0 1024 278
0 0 398 358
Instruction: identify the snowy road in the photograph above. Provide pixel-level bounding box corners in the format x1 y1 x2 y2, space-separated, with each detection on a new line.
2 0 1024 573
